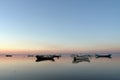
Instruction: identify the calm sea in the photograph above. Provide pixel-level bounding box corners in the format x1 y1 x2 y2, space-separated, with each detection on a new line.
0 53 120 80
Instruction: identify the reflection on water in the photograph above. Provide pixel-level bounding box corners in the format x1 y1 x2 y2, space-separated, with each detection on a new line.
0 54 120 80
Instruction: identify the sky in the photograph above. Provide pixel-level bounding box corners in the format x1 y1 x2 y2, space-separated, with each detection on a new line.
0 0 120 53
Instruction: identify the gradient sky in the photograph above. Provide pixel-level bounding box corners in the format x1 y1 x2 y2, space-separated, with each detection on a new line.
0 0 120 53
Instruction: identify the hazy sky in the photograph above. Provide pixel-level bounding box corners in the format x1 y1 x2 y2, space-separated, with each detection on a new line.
0 0 120 53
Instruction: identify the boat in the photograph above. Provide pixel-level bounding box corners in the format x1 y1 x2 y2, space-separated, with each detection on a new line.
27 55 34 57
73 56 90 63
5 55 12 57
71 54 91 58
52 55 61 59
35 55 55 62
95 54 112 58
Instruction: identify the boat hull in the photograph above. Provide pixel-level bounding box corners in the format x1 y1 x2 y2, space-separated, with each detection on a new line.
95 54 112 58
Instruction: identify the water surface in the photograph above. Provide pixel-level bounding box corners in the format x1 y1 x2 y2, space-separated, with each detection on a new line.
0 54 120 80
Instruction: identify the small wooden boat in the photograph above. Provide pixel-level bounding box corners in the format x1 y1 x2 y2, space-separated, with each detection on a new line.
52 55 61 59
5 55 12 57
71 54 91 58
73 56 90 63
27 55 34 57
95 54 112 58
35 55 55 62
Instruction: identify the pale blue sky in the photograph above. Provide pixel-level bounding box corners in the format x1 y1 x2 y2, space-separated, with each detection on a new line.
0 0 120 52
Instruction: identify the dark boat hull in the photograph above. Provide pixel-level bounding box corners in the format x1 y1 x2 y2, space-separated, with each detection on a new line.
95 54 112 58
35 55 55 62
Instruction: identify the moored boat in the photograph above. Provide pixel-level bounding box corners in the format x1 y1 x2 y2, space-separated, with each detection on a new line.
35 55 55 62
5 55 12 57
95 54 112 58
73 56 90 63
